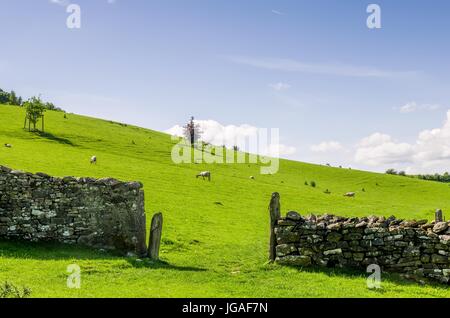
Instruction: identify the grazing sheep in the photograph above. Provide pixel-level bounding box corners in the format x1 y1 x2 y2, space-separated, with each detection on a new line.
344 192 356 197
196 171 211 181
250 176 255 180
90 156 97 164
4 144 12 148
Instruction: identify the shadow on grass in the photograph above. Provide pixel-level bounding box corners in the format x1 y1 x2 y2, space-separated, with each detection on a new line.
0 240 119 261
35 131 76 147
0 240 207 272
278 263 448 290
127 258 207 272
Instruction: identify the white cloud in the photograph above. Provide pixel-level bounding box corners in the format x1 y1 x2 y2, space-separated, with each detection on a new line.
50 0 115 6
271 10 284 15
226 56 417 78
269 82 291 91
398 101 440 113
310 141 343 153
355 135 414 166
49 0 70 6
166 119 296 158
358 133 392 147
354 110 450 172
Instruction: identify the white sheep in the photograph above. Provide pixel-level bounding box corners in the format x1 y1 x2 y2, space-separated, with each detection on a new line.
344 192 356 197
196 171 211 181
90 156 97 164
4 144 12 148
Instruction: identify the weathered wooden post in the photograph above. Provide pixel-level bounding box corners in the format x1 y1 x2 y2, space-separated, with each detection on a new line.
148 212 163 260
269 192 281 262
435 209 444 222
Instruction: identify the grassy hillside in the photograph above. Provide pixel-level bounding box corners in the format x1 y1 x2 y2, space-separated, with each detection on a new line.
0 105 449 298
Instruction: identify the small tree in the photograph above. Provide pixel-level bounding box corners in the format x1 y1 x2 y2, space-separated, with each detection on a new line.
0 89 9 104
183 116 202 147
8 91 21 106
386 169 397 175
23 96 46 132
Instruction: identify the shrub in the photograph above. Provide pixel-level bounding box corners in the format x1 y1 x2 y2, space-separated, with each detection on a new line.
0 281 32 298
386 169 397 175
417 173 450 183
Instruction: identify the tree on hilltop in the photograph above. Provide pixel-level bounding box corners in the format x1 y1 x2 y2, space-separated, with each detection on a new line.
0 89 9 104
183 116 202 147
8 91 22 106
23 96 46 132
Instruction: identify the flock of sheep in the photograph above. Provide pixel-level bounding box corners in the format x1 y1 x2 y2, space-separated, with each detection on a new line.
194 169 357 197
5 146 358 196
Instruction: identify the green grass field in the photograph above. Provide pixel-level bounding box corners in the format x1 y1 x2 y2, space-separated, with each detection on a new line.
1 105 450 298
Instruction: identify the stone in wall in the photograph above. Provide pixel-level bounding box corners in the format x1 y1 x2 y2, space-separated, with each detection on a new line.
0 165 147 256
274 211 450 284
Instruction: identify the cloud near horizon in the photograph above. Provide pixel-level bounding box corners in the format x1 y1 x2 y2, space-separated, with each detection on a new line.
309 110 450 173
354 110 450 173
166 120 296 158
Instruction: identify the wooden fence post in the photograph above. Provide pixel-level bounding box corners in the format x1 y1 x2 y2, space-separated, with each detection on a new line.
435 209 443 222
148 212 163 260
269 192 281 262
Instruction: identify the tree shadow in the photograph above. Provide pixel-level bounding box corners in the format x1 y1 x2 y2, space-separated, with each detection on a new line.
127 258 207 272
35 131 77 147
0 240 207 272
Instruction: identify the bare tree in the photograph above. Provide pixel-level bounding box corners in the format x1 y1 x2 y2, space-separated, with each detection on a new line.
183 116 202 147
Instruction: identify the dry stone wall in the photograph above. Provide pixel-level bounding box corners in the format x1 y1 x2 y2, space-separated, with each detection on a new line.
275 211 450 284
0 165 147 256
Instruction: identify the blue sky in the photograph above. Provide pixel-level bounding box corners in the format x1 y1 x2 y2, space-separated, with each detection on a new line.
1 0 450 173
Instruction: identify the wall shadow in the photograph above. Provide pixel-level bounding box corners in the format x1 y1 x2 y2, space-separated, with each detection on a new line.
0 240 207 273
281 263 449 290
